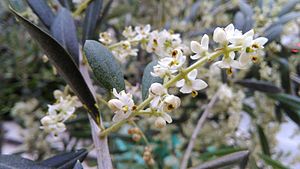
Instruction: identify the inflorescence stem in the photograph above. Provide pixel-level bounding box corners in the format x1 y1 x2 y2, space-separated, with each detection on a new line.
99 46 242 137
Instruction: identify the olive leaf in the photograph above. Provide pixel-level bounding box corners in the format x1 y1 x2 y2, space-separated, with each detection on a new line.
234 11 245 31
191 150 250 169
84 40 125 92
10 7 99 122
82 0 103 43
26 0 55 28
257 125 271 156
238 0 253 32
39 149 88 169
259 154 290 169
51 7 79 65
141 61 163 100
73 161 83 169
278 0 299 16
0 155 51 169
235 79 282 93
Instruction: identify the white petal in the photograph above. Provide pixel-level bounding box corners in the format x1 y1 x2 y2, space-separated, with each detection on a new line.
201 34 209 50
225 24 234 37
191 41 202 53
191 54 201 60
162 113 172 123
244 29 254 38
176 79 185 87
192 79 208 90
229 52 235 59
188 69 198 80
112 112 125 122
239 52 251 66
254 37 268 46
112 88 120 98
213 27 227 43
180 84 193 93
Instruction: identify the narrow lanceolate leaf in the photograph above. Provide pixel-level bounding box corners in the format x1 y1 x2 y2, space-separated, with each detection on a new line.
26 0 55 28
238 0 253 32
278 0 299 17
257 125 271 156
9 0 27 12
39 149 88 169
51 7 79 65
0 155 51 169
263 24 283 43
234 11 245 31
235 79 282 93
258 154 290 169
268 93 300 110
141 61 163 100
10 8 99 122
73 161 83 169
191 150 250 169
84 40 125 91
82 0 103 43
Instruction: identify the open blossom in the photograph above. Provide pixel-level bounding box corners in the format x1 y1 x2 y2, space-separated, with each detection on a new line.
135 24 151 40
213 52 241 70
213 24 235 44
176 69 208 95
112 41 138 63
190 34 209 60
161 95 181 113
99 32 113 45
122 26 137 40
239 37 268 66
108 88 135 122
40 95 82 137
158 49 186 70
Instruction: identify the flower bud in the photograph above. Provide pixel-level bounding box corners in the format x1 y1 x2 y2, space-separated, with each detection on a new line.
41 116 53 125
155 117 166 128
107 99 123 112
213 27 227 44
149 83 166 96
132 134 141 142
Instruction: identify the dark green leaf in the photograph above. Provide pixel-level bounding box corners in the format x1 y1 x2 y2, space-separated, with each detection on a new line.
257 125 271 156
51 7 79 65
199 147 247 161
259 153 290 169
82 0 103 43
10 8 99 122
84 40 125 91
39 149 88 169
239 0 253 32
277 12 300 25
73 161 83 169
235 79 282 93
277 58 291 93
0 155 51 169
268 93 300 110
280 103 300 125
278 0 299 16
141 61 163 100
192 150 250 169
27 0 55 28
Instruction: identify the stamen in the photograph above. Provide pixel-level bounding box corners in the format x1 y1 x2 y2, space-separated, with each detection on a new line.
191 91 198 97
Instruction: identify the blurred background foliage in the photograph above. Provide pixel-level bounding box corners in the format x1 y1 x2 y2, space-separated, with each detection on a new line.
1 0 300 169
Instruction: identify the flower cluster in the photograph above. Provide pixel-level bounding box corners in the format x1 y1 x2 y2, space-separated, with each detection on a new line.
40 90 82 137
106 23 268 128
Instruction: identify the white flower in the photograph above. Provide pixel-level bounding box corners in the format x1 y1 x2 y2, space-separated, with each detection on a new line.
112 41 138 63
99 32 113 45
213 24 235 44
156 30 182 57
146 30 160 53
176 69 208 95
149 83 167 107
158 49 186 70
213 52 242 69
228 29 254 47
190 34 209 60
154 112 172 128
151 64 174 78
239 37 268 66
122 26 137 40
135 24 151 40
108 88 135 122
161 95 181 113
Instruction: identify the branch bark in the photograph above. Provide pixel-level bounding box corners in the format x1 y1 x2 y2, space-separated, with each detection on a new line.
180 90 220 169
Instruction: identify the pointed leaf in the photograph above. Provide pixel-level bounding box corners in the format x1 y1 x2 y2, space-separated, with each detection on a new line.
192 150 250 169
268 93 300 110
141 61 163 100
73 161 83 169
27 0 55 28
257 125 271 156
0 155 51 169
82 0 103 43
278 0 299 16
10 8 99 122
258 154 289 169
235 79 282 93
51 7 79 65
39 149 88 169
84 40 125 91
234 12 245 31
263 24 283 43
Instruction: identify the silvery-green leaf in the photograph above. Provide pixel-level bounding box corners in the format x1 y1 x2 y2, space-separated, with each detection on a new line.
263 24 283 43
278 0 299 17
27 0 55 28
234 11 245 31
258 154 289 169
141 61 163 100
257 125 270 156
235 79 282 93
10 8 99 122
84 40 125 91
0 155 51 169
39 149 87 169
82 0 103 43
51 7 79 65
